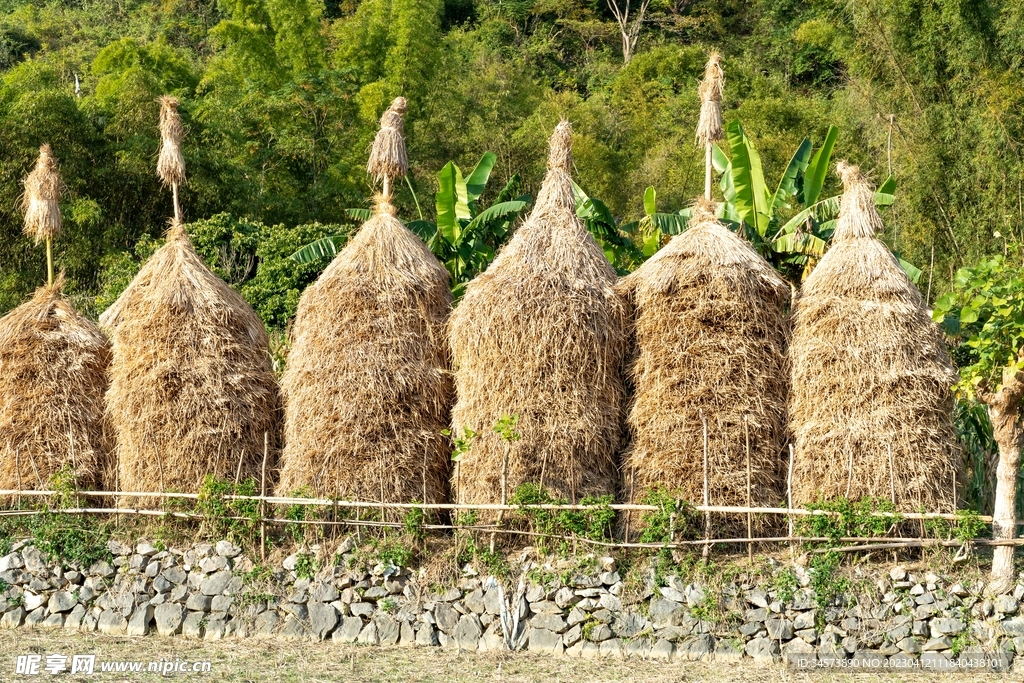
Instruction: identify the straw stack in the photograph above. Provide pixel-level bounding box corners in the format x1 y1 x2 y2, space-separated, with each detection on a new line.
22 144 63 245
449 120 625 511
617 199 789 533
276 98 452 510
789 162 961 511
101 98 279 503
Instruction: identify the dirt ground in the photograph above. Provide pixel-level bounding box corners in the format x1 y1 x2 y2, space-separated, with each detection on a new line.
1 631 1018 683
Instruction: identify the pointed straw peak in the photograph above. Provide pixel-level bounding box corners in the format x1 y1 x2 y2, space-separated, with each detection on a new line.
165 217 190 244
157 95 186 188
696 52 725 147
372 194 398 217
22 143 64 244
834 160 883 241
367 97 409 184
547 119 573 173
689 197 718 225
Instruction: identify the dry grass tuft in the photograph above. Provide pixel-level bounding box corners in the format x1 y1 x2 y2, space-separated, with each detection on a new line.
157 96 185 188
449 120 625 511
617 199 790 533
789 162 961 512
276 195 452 509
21 144 64 244
696 53 724 147
0 276 109 492
367 97 409 184
100 220 279 504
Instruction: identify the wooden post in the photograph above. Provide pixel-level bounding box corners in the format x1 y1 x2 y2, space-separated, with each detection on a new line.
704 144 713 200
745 416 752 565
787 444 795 559
260 432 268 562
701 410 710 561
888 444 896 504
491 451 508 553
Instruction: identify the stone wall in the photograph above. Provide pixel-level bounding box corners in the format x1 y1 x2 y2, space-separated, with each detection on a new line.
0 538 1021 672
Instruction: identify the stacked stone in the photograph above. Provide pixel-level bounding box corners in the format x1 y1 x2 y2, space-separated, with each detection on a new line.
0 538 1022 671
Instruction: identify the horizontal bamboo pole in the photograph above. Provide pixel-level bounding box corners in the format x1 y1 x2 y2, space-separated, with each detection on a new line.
0 490 993 523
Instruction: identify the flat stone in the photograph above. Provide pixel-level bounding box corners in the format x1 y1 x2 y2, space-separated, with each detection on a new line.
896 637 921 653
312 583 339 603
747 589 769 608
162 568 186 584
745 637 780 661
931 618 964 636
215 541 241 558
528 627 563 655
995 595 1019 614
357 620 379 644
186 594 212 612
794 610 815 630
200 571 232 596
333 616 364 643
25 607 46 627
41 612 64 628
531 612 567 633
589 623 613 642
64 604 86 631
649 598 684 628
0 553 24 572
127 604 153 636
678 634 714 661
23 591 45 611
211 595 232 612
922 636 953 651
599 638 623 658
434 602 459 633
1002 617 1024 635
309 602 339 641
182 611 205 639
376 614 400 645
766 618 794 640
659 587 685 602
48 591 76 613
454 614 482 650
563 623 582 646
415 624 438 647
155 603 184 636
254 611 279 637
650 639 674 660
612 612 646 638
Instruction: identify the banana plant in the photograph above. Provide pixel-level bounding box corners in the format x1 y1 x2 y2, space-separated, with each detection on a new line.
572 182 646 274
632 186 692 257
712 121 918 283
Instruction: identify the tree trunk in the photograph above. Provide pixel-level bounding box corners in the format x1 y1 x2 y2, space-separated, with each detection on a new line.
981 360 1024 590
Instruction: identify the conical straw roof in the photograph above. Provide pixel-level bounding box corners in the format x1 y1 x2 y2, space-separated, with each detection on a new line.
789 162 961 512
277 193 452 507
617 199 789 532
22 144 64 244
449 120 625 511
0 276 109 494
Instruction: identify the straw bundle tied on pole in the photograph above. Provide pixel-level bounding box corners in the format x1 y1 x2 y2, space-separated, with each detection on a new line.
0 275 109 496
696 53 724 201
22 144 65 286
617 198 789 535
157 96 185 221
789 162 961 512
449 120 625 515
102 99 278 506
366 97 408 198
276 101 452 515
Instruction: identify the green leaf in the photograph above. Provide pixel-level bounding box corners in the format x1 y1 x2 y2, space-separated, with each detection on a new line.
725 119 771 235
464 199 530 231
898 258 922 284
346 208 372 222
772 231 827 258
643 186 657 216
465 152 497 204
289 235 345 263
772 138 812 209
645 212 689 235
960 307 979 324
436 161 472 244
803 125 838 205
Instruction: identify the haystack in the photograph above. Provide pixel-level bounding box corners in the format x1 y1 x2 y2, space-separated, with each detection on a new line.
617 199 789 533
276 98 452 510
789 162 961 512
449 120 625 510
101 97 278 502
0 276 109 494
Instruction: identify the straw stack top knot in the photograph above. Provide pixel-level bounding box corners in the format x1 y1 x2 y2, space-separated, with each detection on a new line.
165 217 190 244
157 95 185 187
373 195 398 216
689 197 718 225
367 96 409 183
22 143 64 243
547 119 573 173
834 160 883 242
696 52 724 147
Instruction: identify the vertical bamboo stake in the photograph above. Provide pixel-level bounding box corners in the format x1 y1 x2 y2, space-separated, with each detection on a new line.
45 238 53 286
787 444 795 558
888 443 896 504
701 410 710 561
696 53 724 202
745 416 752 565
261 432 268 562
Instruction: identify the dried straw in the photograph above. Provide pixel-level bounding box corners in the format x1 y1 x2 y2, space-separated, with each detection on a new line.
617 199 789 533
0 276 109 494
21 144 64 244
695 53 724 148
367 97 409 187
156 96 185 188
100 220 279 506
789 162 961 512
449 120 625 512
276 197 452 510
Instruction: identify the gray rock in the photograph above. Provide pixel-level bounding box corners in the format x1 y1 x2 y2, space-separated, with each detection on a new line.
678 634 714 661
434 602 459 633
48 591 76 613
995 595 1020 614
888 624 911 641
155 603 184 636
211 595 232 612
162 567 186 585
309 602 339 641
349 602 374 617
766 618 794 640
376 614 400 645
650 639 674 660
280 615 309 641
22 591 45 611
312 583 339 603
739 621 764 637
25 607 45 627
399 620 416 646
64 604 86 631
127 604 153 636
649 598 684 628
896 637 921 653
563 623 582 647
215 541 241 558
203 616 228 641
415 624 438 647
715 640 744 662
528 627 563 655
612 612 646 638
922 636 953 651
254 611 279 637
745 637 780 661
530 600 562 614
333 616 364 643
930 618 964 636
454 614 482 650
0 553 24 572
42 613 65 629
98 609 127 635
567 607 588 626
554 587 579 609
186 594 212 612
182 611 205 639
357 620 379 645
599 638 623 658
483 588 503 615
794 610 815 630
599 593 622 612
22 547 46 572
200 571 232 596
747 589 769 608
531 613 567 633
80 612 97 632
588 623 613 642
1002 617 1024 635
